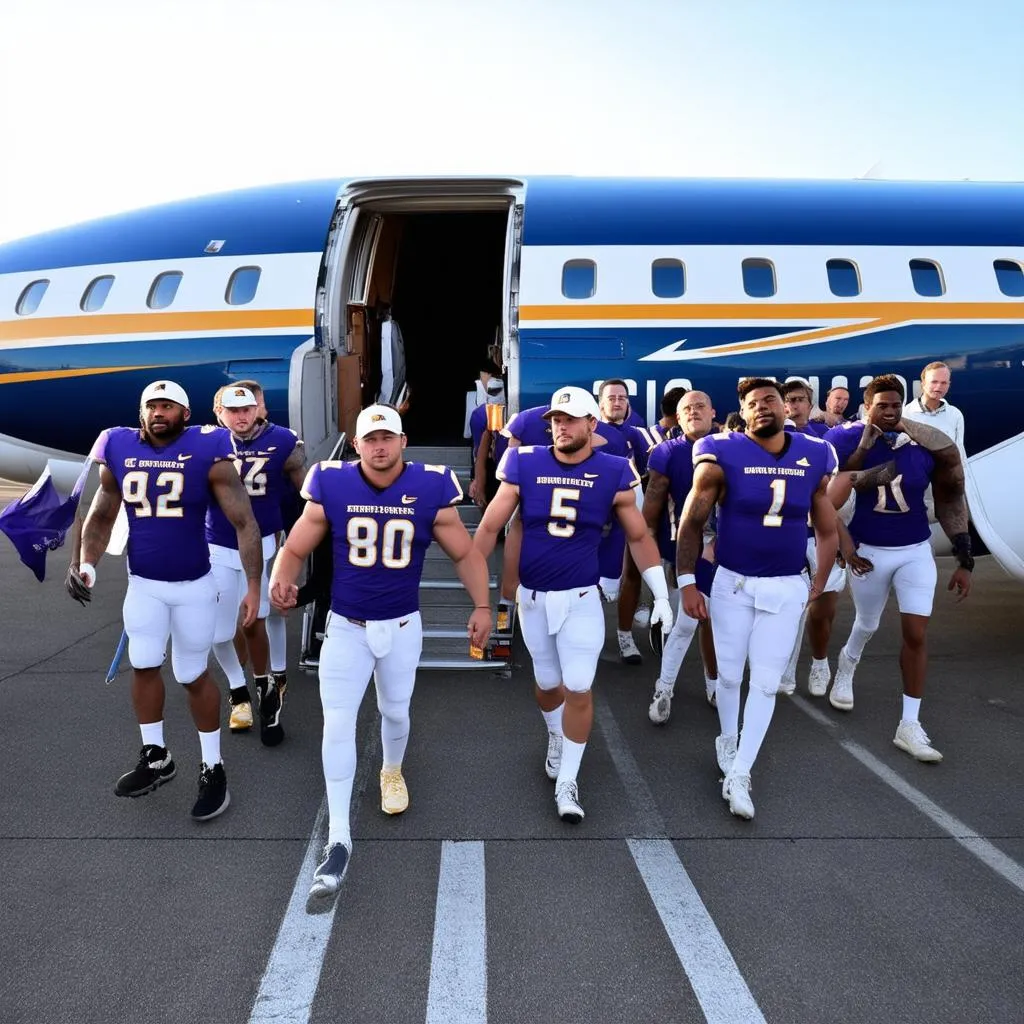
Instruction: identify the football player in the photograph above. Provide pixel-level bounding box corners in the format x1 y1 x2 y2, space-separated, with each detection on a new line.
269 404 491 914
475 386 673 824
66 380 261 821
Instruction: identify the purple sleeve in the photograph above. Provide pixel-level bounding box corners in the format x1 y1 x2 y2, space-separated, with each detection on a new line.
823 440 839 476
692 434 720 465
619 458 641 491
469 405 487 458
626 425 652 475
648 441 671 476
440 466 463 506
502 410 525 441
823 423 861 468
496 446 519 485
88 429 111 463
300 463 323 502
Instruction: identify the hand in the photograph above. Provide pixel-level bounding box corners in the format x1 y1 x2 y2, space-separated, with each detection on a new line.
467 608 493 648
681 583 708 621
65 564 93 605
858 422 883 451
839 550 874 576
948 566 972 602
808 579 824 603
239 581 260 628
468 477 478 501
271 580 298 613
650 596 674 637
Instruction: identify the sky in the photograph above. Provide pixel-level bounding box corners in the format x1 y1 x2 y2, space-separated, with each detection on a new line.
0 0 1021 243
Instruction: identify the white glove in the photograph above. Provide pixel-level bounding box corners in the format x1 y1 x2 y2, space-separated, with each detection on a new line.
650 596 674 637
79 562 97 588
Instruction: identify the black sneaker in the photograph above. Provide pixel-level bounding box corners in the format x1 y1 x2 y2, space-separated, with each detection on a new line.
115 744 176 798
255 675 284 747
191 762 230 821
272 671 288 703
306 842 351 915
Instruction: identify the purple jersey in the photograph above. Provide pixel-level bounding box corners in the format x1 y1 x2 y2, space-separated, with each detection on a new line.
625 407 646 428
600 420 653 474
693 431 836 577
206 422 300 545
648 435 695 561
470 404 509 466
825 422 935 547
790 421 830 439
91 425 234 582
497 445 639 591
302 460 462 620
502 406 551 447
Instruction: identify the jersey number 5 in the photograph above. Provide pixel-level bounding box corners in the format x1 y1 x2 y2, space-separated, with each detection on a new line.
122 470 184 518
548 487 581 538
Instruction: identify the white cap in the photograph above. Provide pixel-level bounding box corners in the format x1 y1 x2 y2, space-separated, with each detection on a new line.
542 385 600 420
220 386 258 409
140 380 190 409
355 404 403 438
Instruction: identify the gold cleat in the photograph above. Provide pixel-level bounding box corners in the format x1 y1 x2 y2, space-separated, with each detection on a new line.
229 701 253 732
380 767 409 815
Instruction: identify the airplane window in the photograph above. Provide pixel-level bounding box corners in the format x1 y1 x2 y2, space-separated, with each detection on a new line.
651 259 686 298
910 259 945 297
15 279 49 315
742 258 776 298
226 266 261 305
994 259 1024 297
81 275 115 312
826 259 861 297
562 259 596 299
147 271 183 309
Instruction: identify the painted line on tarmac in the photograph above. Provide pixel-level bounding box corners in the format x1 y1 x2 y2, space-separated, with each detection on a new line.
839 739 1024 895
789 697 1024 895
249 725 382 1024
425 841 488 1024
629 840 768 1024
249 798 334 1024
594 701 666 837
598 704 766 1024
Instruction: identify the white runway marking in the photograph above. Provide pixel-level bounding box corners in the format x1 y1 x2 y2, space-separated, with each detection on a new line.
629 840 767 1024
839 739 1024 895
425 841 488 1024
598 704 766 1023
249 799 334 1024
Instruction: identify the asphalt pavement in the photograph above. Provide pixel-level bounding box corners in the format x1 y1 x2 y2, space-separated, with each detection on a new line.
0 522 1021 1024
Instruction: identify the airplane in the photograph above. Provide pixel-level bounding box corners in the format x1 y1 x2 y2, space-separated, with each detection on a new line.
1 175 1022 582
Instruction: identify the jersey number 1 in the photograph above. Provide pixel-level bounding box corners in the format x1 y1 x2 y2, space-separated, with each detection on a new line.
763 479 786 527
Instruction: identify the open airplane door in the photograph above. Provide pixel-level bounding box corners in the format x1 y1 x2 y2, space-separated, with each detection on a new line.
965 433 1024 580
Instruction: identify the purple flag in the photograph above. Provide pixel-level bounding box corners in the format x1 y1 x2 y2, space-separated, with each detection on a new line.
0 460 92 582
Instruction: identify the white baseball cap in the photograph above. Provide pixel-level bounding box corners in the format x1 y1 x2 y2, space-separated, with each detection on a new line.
140 380 190 409
542 385 600 420
220 386 258 409
355 404 403 438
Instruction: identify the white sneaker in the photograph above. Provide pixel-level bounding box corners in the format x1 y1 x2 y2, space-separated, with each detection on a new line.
808 659 831 697
893 720 943 763
648 685 673 725
555 779 585 823
778 673 796 696
715 734 738 776
306 841 351 914
618 633 643 665
829 646 858 710
544 732 562 780
633 605 651 627
722 772 755 820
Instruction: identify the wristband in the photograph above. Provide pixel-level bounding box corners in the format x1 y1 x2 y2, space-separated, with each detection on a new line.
641 565 670 602
676 573 696 589
475 605 491 610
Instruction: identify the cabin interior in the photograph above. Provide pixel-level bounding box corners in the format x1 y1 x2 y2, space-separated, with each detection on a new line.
339 209 509 447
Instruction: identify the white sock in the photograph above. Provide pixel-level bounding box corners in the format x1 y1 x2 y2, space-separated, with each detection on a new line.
266 614 287 673
731 689 776 777
213 640 247 689
902 695 922 723
845 622 874 662
325 776 354 848
705 674 718 698
617 629 633 645
658 612 698 689
140 721 165 749
541 704 564 736
812 656 830 672
198 728 222 766
715 678 742 738
556 737 586 786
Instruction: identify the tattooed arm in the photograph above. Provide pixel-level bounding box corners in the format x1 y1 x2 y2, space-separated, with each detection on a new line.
209 459 262 626
80 466 123 568
283 443 307 492
642 468 670 534
676 462 723 620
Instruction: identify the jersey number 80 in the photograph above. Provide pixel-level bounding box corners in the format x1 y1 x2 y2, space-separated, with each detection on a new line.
347 516 414 568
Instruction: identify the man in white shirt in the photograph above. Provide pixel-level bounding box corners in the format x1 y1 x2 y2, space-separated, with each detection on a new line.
902 362 965 450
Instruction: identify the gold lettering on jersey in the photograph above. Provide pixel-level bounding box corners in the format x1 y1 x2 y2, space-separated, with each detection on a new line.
535 476 596 488
743 466 806 477
128 458 190 470
345 504 416 516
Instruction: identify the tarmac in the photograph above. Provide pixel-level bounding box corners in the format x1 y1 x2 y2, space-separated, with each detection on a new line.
0 473 1021 1024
